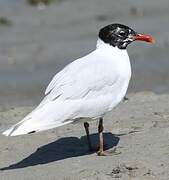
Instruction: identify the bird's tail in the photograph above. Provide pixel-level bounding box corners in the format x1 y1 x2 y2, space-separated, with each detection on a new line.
2 100 74 136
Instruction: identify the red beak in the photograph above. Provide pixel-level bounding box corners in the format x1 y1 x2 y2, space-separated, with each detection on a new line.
134 34 155 43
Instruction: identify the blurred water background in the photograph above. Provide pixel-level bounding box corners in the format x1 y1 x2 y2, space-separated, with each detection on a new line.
0 0 169 108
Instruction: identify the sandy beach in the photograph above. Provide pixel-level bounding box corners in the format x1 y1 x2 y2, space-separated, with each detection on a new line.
1 92 169 180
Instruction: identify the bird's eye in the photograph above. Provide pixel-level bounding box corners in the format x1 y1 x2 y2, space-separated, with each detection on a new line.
119 31 126 36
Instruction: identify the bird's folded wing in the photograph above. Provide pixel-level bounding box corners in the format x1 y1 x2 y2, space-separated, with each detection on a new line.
45 56 118 101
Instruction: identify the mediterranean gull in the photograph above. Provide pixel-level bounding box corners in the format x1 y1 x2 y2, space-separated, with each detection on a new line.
2 23 154 155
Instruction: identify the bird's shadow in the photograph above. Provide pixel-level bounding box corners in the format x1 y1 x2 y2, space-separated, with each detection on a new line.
0 133 119 170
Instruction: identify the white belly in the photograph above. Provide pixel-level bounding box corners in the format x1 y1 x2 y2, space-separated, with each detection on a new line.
72 77 130 122
108 78 130 110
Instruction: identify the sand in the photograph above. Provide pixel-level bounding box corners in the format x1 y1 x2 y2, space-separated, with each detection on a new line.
1 92 169 180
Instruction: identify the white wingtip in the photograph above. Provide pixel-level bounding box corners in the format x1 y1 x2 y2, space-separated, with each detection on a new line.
2 127 35 136
2 127 15 136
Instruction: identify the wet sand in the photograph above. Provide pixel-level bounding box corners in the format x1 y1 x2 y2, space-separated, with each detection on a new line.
1 92 169 180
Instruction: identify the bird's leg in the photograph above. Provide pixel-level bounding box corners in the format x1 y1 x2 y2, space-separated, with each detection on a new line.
84 122 93 152
97 118 121 156
97 117 105 156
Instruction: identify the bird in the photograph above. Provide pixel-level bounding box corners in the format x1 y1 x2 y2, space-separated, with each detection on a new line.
2 23 154 155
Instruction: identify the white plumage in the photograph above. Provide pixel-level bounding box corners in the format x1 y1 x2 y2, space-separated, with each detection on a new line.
2 39 131 136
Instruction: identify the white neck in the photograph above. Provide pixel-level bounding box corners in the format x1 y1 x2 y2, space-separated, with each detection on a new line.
96 38 128 55
96 38 110 49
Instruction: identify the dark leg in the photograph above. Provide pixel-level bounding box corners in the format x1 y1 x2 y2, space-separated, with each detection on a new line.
97 118 121 156
84 122 93 151
97 117 105 155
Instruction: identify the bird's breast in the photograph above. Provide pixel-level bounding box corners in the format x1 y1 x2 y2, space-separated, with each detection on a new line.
106 54 131 111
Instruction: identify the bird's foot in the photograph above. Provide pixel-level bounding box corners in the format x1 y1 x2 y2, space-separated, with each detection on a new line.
97 148 121 156
97 150 107 156
89 145 104 153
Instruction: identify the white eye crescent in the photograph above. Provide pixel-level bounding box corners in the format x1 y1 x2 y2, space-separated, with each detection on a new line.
119 31 126 36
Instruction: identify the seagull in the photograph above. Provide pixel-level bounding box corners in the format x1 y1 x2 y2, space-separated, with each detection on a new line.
2 23 154 155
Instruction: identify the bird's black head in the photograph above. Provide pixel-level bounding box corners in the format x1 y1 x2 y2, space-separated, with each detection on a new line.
99 23 154 49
